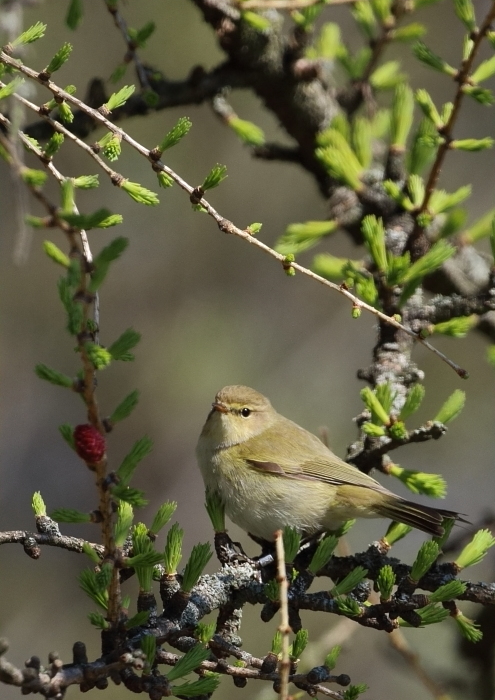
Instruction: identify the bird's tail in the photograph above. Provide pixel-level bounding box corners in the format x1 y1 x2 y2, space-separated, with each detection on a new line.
375 497 465 537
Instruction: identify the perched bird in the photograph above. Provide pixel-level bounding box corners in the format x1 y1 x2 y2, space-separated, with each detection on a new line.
196 385 462 542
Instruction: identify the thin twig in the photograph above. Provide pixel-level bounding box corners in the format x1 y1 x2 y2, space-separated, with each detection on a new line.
275 530 291 700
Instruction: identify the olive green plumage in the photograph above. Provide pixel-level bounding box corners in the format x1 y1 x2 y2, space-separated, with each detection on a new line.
196 385 462 541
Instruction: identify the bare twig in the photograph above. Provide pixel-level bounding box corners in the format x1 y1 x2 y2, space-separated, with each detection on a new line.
275 531 291 700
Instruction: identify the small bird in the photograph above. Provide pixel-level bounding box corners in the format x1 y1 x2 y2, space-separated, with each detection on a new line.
196 385 462 542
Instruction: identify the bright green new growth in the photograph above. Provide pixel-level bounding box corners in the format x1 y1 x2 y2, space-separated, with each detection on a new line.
401 603 449 627
241 10 272 31
455 529 495 569
399 240 456 304
370 61 404 89
44 43 73 74
351 1 376 39
454 612 483 642
181 543 213 593
201 164 228 191
352 117 372 168
117 436 154 486
111 485 147 508
12 21 46 46
291 629 309 659
247 222 262 235
315 129 364 190
110 390 140 424
167 644 210 681
360 386 390 425
51 509 91 523
79 564 112 610
58 276 83 335
85 343 112 370
61 209 123 230
408 118 438 174
89 237 129 292
412 41 456 76
71 174 99 190
140 633 157 672
454 0 477 31
150 502 177 536
451 138 494 151
410 541 440 582
104 85 135 112
428 185 471 215
0 78 25 101
415 89 443 128
282 525 301 563
391 84 414 149
433 517 456 549
158 117 192 152
195 622 216 644
158 171 174 188
44 133 65 158
131 523 157 592
428 580 466 602
88 612 109 630
172 675 221 697
361 215 387 273
43 241 70 267
228 117 265 146
66 0 83 29
163 522 184 575
205 490 225 532
125 611 150 629
35 364 74 388
22 168 48 187
115 501 134 547
309 534 339 574
335 596 362 617
32 491 47 517
58 101 74 124
108 328 141 362
312 254 363 282
388 463 447 498
432 315 477 338
264 579 279 603
361 422 386 437
120 180 159 206
343 684 368 700
399 383 425 420
331 566 368 596
384 521 413 546
275 220 338 255
128 21 156 48
434 389 466 424
324 645 341 671
377 565 395 600
82 542 100 564
271 630 283 654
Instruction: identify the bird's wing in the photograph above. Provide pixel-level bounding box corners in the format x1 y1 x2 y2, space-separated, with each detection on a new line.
239 419 387 492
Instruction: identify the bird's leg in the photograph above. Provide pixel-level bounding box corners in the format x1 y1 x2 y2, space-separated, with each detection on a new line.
214 531 255 566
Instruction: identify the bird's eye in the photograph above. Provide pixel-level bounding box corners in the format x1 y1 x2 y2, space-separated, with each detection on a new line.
240 407 251 418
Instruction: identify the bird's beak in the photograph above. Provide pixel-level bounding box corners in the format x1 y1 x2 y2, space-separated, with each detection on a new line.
211 401 228 414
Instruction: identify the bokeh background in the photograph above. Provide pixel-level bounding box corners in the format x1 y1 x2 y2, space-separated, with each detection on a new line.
1 1 494 698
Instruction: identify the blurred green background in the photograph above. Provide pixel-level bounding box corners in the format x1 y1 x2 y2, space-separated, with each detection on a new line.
1 1 494 698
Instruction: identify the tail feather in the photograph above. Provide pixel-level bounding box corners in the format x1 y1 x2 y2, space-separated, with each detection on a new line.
376 498 464 537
